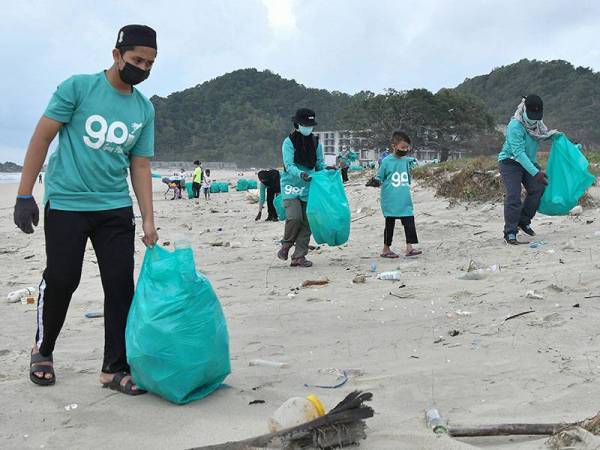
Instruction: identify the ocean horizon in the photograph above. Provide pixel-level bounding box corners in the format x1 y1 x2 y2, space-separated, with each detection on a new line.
0 173 22 184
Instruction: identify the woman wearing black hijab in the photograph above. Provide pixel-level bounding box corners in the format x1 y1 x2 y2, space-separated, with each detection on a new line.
255 169 281 221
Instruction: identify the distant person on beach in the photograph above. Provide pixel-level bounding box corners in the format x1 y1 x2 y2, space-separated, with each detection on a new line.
498 95 558 245
192 160 203 203
366 131 422 258
337 147 350 183
202 168 212 200
277 109 337 267
170 171 183 200
255 169 281 221
378 149 390 167
38 174 43 184
14 25 158 395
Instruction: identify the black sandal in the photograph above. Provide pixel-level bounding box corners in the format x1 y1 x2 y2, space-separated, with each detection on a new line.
30 350 55 386
102 371 146 396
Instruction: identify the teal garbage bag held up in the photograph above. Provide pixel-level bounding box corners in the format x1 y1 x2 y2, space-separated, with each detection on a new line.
306 170 351 246
126 245 230 404
538 134 596 215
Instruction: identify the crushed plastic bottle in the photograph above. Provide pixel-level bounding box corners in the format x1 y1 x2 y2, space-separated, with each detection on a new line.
377 271 401 280
370 261 377 273
425 407 447 434
6 287 36 303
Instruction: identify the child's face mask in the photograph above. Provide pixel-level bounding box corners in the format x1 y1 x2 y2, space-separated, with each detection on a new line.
298 125 314 136
393 142 410 156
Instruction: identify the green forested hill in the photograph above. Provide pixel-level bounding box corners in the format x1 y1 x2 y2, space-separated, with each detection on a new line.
151 60 600 166
455 59 600 145
151 69 351 166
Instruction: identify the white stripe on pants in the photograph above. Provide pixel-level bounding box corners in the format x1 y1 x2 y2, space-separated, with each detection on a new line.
36 278 47 349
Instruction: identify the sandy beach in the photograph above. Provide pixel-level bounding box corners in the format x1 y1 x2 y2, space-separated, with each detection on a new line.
2 169 600 449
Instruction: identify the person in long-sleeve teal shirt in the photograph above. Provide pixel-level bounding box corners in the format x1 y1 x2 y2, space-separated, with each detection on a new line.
498 119 542 176
498 94 557 244
277 108 328 267
255 169 280 221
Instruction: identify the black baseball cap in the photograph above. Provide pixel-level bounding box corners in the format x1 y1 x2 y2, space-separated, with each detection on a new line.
292 108 318 126
524 94 543 121
116 25 157 50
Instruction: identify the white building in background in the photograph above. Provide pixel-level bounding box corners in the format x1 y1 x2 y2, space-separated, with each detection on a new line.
313 130 374 166
314 129 465 164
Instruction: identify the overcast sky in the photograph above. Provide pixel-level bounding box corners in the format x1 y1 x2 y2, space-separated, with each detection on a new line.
1 0 598 163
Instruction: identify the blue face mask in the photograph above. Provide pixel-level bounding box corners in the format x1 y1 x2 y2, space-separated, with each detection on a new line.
524 111 538 126
298 125 313 136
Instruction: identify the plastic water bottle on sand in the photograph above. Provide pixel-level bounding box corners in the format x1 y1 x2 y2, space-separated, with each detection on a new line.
268 395 326 432
426 407 447 434
376 271 401 280
7 287 36 303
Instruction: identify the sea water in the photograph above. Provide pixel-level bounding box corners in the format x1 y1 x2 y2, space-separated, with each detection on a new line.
0 173 21 184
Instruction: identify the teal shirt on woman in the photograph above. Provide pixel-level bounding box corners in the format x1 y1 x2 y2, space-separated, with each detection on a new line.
279 136 325 202
498 119 540 176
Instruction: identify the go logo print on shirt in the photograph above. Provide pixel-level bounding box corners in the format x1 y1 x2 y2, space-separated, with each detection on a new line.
391 171 409 188
83 114 141 154
284 184 305 195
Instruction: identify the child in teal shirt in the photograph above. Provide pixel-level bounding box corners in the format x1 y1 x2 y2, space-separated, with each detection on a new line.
367 131 422 258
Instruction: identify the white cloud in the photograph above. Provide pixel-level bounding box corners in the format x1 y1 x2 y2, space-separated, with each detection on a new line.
1 0 598 162
262 0 297 33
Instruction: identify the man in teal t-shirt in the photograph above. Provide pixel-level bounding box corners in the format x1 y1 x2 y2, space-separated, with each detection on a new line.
14 25 158 396
368 131 422 259
498 95 558 244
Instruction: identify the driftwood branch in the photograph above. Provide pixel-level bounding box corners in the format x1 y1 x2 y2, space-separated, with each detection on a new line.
448 411 600 438
449 423 564 437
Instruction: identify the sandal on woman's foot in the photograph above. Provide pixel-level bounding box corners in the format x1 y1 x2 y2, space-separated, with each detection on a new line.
290 257 313 267
406 249 422 257
30 350 55 386
102 371 146 396
380 251 399 259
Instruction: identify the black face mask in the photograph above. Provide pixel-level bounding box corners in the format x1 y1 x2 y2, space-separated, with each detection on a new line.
118 60 150 86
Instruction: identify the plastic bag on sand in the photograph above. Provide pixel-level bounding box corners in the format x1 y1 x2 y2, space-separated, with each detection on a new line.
306 170 351 246
236 179 249 191
274 194 287 221
538 134 596 216
126 245 230 404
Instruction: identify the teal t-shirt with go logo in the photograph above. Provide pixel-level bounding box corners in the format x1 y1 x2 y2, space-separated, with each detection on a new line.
376 155 417 217
279 136 325 202
43 71 155 211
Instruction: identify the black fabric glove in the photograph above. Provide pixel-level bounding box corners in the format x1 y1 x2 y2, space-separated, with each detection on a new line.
534 170 548 186
365 177 381 188
14 197 39 234
300 172 312 182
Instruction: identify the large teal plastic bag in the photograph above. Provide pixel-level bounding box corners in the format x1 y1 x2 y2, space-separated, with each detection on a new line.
126 245 230 404
306 170 351 246
236 179 249 191
274 194 286 221
538 134 596 215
